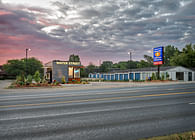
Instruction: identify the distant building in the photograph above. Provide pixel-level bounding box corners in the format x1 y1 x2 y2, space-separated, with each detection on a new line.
44 60 83 83
89 66 195 82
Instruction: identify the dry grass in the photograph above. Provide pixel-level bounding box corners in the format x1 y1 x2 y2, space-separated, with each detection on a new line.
140 131 195 140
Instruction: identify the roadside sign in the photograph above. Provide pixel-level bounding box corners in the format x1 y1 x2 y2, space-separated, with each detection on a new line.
153 46 164 65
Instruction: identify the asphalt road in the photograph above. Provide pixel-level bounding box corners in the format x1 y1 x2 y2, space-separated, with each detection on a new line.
0 83 195 140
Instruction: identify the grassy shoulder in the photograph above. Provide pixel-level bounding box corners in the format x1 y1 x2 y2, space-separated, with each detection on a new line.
140 131 195 140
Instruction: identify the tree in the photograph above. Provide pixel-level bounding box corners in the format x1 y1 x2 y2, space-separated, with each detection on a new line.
80 68 88 77
69 54 80 62
3 57 43 77
24 57 43 76
170 44 195 67
137 60 150 68
144 55 153 65
164 45 179 66
99 61 113 72
3 59 25 76
86 63 96 73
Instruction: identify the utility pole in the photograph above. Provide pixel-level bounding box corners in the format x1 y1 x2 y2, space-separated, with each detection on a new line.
25 48 31 76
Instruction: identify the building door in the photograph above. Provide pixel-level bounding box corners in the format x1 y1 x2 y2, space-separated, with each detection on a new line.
49 71 52 83
176 72 184 80
188 72 192 81
135 73 140 80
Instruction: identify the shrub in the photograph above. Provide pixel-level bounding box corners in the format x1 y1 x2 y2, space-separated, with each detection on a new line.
166 72 170 80
18 81 25 86
53 81 60 86
16 74 25 84
34 71 41 83
151 73 157 80
161 73 165 80
26 75 33 84
61 76 66 84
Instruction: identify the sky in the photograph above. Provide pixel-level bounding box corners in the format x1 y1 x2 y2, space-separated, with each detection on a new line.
0 0 195 66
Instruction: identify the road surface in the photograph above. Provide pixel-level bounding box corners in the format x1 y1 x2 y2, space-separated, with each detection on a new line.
0 83 195 140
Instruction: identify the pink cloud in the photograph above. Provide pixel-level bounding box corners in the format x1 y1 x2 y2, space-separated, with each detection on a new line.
0 10 14 16
20 17 36 25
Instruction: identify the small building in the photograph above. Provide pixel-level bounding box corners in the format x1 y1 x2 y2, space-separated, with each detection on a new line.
89 66 195 82
44 60 83 83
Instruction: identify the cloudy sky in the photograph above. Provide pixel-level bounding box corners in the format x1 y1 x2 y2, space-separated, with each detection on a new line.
0 0 195 66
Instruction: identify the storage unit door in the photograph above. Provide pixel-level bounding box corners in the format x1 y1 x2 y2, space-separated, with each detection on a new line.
124 74 128 81
119 74 123 80
111 75 114 80
107 75 111 80
135 73 140 80
115 74 119 80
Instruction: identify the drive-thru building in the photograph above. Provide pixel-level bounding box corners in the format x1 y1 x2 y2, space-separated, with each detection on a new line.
89 66 195 82
44 60 83 83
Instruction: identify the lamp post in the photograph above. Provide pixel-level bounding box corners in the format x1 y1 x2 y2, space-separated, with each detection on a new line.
128 50 133 81
25 48 31 76
128 51 132 70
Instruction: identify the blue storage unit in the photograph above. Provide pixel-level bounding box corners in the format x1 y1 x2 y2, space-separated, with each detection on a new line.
97 74 99 78
107 75 111 80
119 74 123 80
89 74 92 78
135 73 140 80
101 74 104 78
115 74 119 80
129 73 134 80
124 74 128 81
104 75 107 80
93 74 96 78
111 75 114 80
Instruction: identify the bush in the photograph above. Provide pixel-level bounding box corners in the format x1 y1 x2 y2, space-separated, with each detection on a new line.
53 81 60 86
16 74 25 84
166 72 170 80
61 76 66 84
18 81 25 86
161 73 165 80
26 75 33 84
151 73 157 80
34 71 41 83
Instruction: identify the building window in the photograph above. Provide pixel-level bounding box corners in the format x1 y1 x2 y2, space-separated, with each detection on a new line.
69 67 73 78
74 68 80 78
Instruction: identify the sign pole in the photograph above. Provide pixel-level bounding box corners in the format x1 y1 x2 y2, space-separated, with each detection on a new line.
157 65 160 80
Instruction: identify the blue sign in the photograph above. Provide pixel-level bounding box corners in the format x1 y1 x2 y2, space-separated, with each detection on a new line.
153 46 164 65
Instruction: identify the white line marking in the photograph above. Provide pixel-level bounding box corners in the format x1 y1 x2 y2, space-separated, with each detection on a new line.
189 103 195 105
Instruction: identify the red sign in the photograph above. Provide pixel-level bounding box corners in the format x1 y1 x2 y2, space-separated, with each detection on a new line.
153 61 163 65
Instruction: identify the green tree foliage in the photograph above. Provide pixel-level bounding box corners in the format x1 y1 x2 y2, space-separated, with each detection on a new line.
3 59 25 76
99 61 113 72
33 71 41 83
87 63 96 73
137 55 153 68
3 57 43 77
144 55 153 64
80 68 88 77
69 54 80 62
170 44 195 67
137 60 151 68
164 45 179 66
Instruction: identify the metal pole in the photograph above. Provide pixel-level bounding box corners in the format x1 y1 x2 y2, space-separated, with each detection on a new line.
25 49 28 76
157 65 160 80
